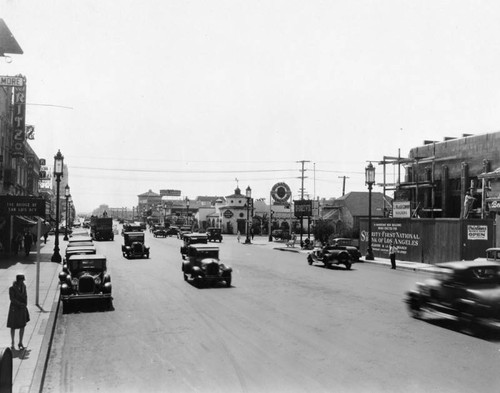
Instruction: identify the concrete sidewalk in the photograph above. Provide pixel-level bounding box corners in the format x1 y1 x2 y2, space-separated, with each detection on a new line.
0 239 61 393
248 235 440 273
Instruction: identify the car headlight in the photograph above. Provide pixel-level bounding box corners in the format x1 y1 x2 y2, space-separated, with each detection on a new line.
71 278 78 286
95 277 101 285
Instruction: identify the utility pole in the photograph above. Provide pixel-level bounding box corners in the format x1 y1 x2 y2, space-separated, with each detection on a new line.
338 176 350 196
297 160 310 246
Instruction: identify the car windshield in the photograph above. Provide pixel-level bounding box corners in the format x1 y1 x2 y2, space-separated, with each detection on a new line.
128 235 144 242
69 259 105 272
197 250 219 259
470 267 500 283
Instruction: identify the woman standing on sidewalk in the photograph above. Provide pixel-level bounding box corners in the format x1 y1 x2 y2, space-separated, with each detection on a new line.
7 274 30 350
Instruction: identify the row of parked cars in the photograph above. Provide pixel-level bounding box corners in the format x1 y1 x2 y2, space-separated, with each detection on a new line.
59 232 112 313
151 224 223 242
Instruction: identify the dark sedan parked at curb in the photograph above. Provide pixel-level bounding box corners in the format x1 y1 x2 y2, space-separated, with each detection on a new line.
182 244 232 287
405 260 500 335
59 254 112 313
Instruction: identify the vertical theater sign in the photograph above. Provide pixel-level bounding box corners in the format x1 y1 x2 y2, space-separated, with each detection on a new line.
0 75 27 158
12 75 27 158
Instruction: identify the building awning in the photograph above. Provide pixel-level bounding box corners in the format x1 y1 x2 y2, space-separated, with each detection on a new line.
14 215 40 226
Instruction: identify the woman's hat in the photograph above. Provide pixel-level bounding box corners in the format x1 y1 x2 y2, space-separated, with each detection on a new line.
16 274 25 281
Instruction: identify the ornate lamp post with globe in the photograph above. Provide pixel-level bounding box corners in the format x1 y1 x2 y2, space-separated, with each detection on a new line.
365 162 376 261
51 150 64 262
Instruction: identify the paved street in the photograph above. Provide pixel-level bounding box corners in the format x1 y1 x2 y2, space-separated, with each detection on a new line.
42 230 500 393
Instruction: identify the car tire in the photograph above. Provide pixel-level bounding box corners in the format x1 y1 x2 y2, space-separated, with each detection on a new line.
407 297 423 319
344 261 352 270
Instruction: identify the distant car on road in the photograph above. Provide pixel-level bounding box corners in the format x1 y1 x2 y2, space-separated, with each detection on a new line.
271 229 290 241
405 260 500 335
153 226 168 238
177 226 192 240
206 227 223 242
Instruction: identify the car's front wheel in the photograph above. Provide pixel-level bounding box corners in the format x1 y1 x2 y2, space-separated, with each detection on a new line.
407 297 423 319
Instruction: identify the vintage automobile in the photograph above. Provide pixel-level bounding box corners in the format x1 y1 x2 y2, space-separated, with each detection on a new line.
329 238 362 262
153 226 168 238
206 227 223 242
182 244 232 287
166 226 180 237
307 244 353 270
68 235 93 244
121 222 143 235
272 229 291 241
180 233 208 257
59 254 112 313
64 245 97 262
177 226 193 240
121 232 150 259
405 260 500 333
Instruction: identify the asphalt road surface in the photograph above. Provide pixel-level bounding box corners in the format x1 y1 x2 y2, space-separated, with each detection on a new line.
43 229 500 393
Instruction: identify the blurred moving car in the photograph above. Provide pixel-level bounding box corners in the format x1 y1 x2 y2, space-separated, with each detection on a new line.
405 260 500 334
121 232 150 259
59 254 112 313
182 244 232 287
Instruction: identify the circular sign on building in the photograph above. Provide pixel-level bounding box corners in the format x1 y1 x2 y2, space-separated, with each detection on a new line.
223 210 234 218
271 182 292 204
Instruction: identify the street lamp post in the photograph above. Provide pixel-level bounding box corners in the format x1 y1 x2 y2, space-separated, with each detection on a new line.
51 150 64 262
63 185 70 241
245 186 252 244
186 197 190 226
365 162 376 261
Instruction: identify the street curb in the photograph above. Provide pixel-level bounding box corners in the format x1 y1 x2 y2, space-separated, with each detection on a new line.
29 287 60 393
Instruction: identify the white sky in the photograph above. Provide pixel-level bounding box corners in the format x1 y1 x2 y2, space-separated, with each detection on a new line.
2 0 500 213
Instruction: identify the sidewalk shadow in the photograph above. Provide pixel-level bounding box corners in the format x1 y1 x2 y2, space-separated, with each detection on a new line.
10 347 32 360
0 245 56 270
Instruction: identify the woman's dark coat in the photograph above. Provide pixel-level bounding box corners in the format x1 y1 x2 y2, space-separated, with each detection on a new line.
7 282 29 329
